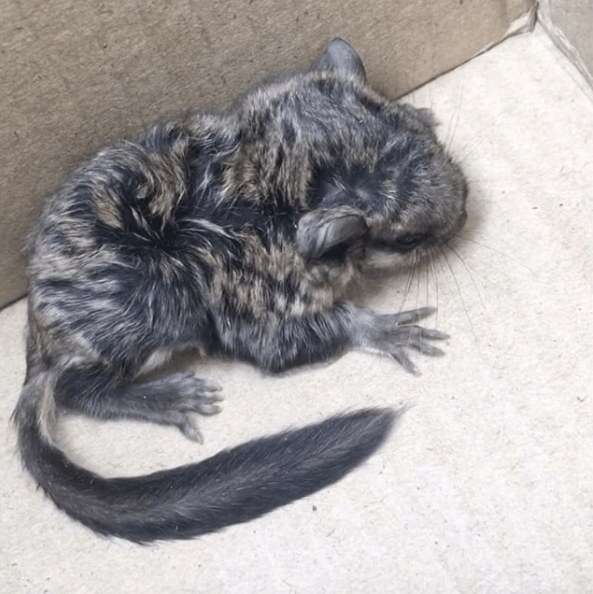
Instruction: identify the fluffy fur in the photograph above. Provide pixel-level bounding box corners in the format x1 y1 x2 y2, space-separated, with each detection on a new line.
13 39 467 542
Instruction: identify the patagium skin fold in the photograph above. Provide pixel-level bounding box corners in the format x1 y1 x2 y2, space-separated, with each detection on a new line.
13 38 467 542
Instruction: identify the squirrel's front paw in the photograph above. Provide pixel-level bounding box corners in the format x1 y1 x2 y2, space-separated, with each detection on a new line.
354 307 448 375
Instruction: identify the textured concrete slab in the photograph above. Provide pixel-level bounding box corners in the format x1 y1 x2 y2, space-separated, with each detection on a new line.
1 26 592 594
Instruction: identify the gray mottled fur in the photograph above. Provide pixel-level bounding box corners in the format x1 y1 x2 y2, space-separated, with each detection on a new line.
13 39 467 542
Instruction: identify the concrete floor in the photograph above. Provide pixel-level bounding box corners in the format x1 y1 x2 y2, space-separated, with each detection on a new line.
1 26 592 594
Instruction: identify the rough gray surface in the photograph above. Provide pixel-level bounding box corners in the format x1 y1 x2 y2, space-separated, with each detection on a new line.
1 27 592 593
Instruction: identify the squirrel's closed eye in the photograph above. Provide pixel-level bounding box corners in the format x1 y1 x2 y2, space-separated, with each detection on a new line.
394 233 427 250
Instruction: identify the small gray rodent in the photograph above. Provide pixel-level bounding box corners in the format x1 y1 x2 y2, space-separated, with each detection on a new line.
13 39 467 542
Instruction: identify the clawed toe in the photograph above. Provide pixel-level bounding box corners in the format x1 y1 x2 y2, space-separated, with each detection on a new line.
390 307 436 325
187 399 222 416
176 414 204 443
390 348 419 375
419 328 449 340
408 339 445 357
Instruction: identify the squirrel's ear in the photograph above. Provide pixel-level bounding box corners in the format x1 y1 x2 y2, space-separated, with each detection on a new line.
311 38 366 84
297 207 368 260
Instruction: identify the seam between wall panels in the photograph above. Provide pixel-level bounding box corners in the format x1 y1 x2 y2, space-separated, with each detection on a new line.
472 3 538 59
537 0 593 99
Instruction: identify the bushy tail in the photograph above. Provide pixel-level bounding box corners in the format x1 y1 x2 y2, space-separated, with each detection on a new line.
14 372 399 543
